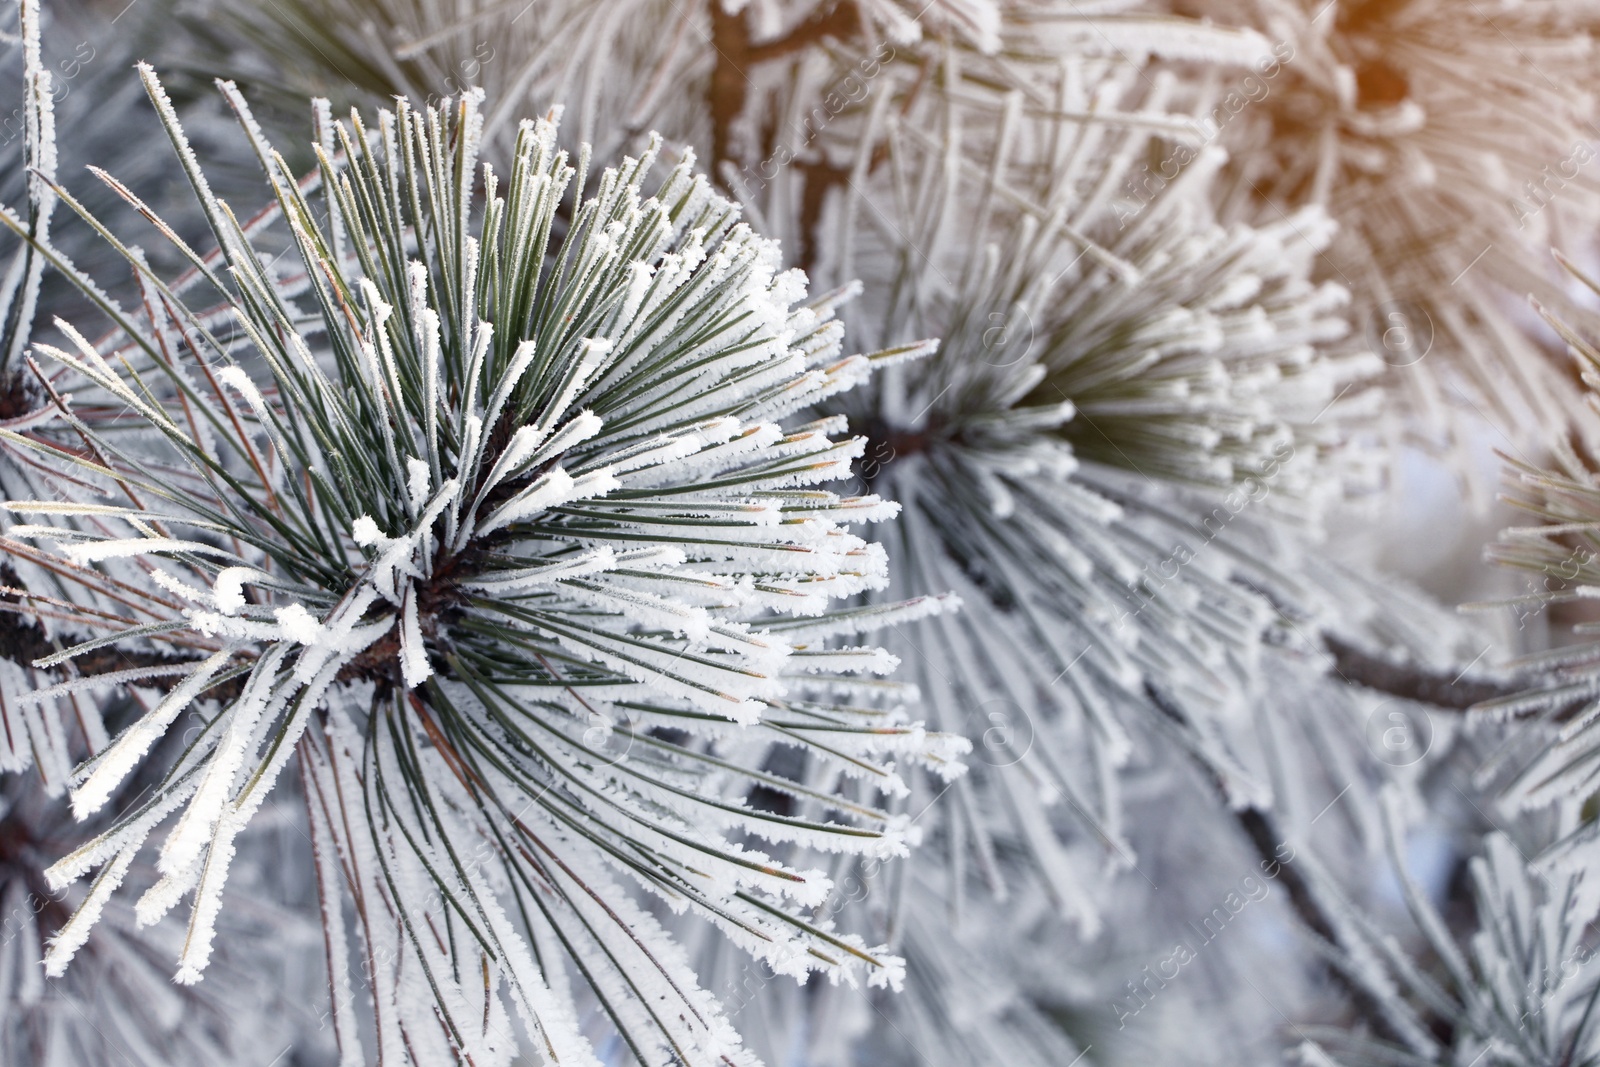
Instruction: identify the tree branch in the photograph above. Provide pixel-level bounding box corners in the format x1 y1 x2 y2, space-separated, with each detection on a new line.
1321 632 1527 710
1145 681 1421 1050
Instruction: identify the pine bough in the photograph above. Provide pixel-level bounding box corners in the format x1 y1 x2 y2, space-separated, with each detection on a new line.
0 70 965 1066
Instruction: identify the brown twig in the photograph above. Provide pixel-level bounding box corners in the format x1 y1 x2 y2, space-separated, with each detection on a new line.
1145 682 1419 1049
1321 633 1529 710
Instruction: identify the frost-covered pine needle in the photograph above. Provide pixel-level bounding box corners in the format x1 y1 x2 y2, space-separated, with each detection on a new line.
784 34 1379 931
0 74 966 1066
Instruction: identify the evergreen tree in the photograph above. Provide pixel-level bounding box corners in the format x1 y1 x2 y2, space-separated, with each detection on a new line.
0 1 1597 1065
